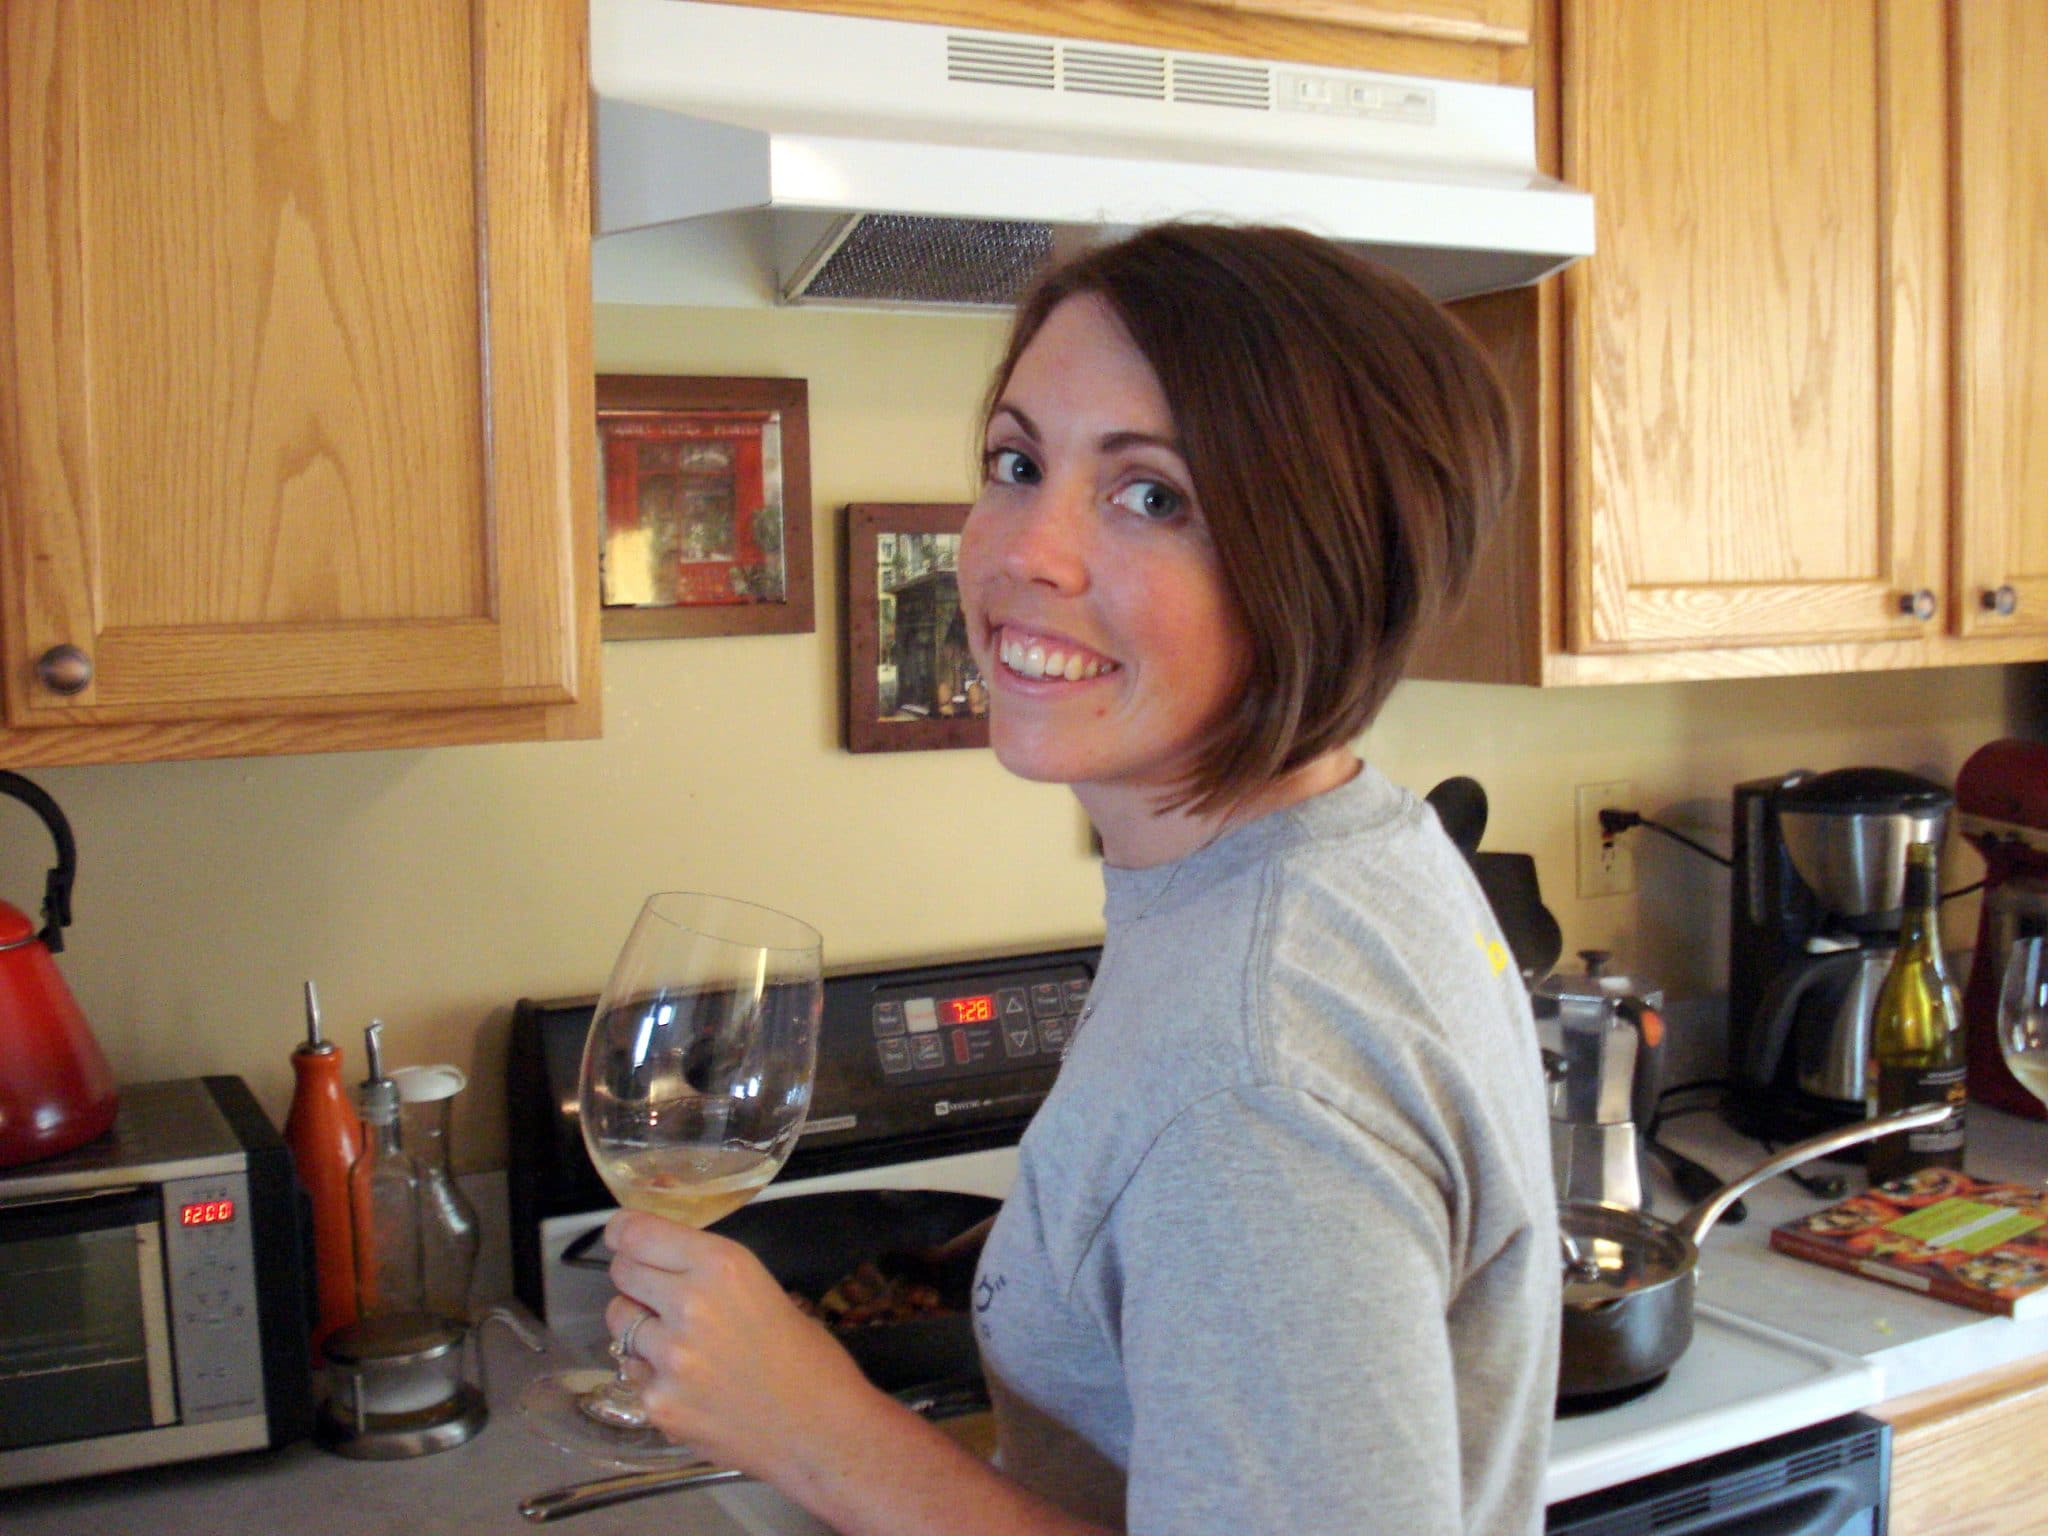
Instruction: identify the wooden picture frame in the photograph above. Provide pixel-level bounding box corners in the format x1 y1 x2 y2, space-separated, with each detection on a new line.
842 503 990 754
596 375 814 640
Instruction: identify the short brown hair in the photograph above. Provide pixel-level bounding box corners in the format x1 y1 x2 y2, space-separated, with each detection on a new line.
983 223 1517 815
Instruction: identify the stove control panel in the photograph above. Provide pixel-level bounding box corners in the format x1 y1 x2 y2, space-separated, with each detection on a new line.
868 966 1090 1083
506 942 1103 1247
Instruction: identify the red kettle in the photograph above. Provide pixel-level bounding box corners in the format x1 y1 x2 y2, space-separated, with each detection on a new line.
0 771 117 1168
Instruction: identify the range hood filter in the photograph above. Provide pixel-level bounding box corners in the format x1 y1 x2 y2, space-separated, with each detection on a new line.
793 216 1056 309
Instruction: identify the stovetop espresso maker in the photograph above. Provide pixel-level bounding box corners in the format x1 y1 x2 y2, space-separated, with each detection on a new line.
1536 952 1665 1210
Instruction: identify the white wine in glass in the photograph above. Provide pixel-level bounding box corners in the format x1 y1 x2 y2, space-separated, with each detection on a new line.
1998 932 2048 1112
521 891 822 1468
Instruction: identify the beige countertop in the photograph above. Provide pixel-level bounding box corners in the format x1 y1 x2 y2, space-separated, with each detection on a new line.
0 1318 757 1536
8 1103 2044 1534
1656 1100 2048 1398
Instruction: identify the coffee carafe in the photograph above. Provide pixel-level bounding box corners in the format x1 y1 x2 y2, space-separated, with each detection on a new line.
1726 766 1953 1142
1536 952 1664 1209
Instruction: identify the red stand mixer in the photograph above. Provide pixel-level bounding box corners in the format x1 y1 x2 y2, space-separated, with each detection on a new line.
1959 739 2048 1122
0 771 118 1167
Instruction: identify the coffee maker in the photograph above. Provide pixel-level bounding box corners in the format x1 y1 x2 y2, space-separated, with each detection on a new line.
1727 766 1953 1142
1957 739 2048 1121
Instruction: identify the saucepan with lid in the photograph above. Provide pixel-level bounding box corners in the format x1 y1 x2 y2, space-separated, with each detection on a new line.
1558 1101 1950 1401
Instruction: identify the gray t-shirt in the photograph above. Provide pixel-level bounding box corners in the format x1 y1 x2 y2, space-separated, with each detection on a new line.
974 765 1558 1535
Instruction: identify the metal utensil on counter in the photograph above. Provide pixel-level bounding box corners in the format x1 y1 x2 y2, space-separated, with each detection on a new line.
517 1378 990 1522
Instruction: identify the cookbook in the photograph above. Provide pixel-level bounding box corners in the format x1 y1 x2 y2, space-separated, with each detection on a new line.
1769 1166 2048 1318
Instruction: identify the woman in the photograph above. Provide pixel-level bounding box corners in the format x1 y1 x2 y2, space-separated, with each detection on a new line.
604 223 1558 1536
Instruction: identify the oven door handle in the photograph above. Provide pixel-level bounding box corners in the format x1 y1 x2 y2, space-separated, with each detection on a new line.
0 1183 157 1239
1645 1470 1864 1536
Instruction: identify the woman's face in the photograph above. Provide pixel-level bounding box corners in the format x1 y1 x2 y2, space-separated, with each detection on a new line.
959 294 1250 811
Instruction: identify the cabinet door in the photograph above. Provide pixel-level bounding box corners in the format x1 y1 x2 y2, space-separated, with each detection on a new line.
1877 1352 2048 1536
1560 0 1947 653
0 0 590 729
1951 0 2048 639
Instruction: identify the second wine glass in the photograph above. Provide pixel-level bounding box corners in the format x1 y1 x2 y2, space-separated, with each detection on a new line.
523 890 822 1468
1999 931 2048 1113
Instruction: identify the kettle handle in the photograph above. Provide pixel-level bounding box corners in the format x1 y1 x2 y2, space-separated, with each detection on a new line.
0 770 77 953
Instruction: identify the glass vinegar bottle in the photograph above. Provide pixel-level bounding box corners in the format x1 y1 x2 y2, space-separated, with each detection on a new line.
349 1022 428 1320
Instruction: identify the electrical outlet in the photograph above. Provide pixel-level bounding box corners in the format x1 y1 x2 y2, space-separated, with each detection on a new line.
1576 781 1637 898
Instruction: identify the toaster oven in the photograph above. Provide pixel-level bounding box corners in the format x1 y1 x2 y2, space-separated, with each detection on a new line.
0 1076 312 1489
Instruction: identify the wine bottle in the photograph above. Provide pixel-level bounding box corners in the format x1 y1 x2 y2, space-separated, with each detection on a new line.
1865 842 1966 1184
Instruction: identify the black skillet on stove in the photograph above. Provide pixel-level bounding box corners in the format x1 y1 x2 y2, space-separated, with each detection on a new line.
711 1188 996 1396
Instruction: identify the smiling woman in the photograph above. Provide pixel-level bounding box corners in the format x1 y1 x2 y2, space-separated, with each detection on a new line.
601 225 1553 1536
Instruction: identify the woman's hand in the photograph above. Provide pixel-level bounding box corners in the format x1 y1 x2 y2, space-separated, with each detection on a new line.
603 1210 884 1480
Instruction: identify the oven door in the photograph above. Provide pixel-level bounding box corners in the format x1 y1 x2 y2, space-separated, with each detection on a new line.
0 1185 176 1451
1548 1413 1887 1535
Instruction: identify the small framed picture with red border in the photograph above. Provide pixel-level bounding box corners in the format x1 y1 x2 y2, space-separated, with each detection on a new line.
597 375 813 640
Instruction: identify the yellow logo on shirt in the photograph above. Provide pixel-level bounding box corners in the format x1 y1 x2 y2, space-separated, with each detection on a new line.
1476 930 1511 975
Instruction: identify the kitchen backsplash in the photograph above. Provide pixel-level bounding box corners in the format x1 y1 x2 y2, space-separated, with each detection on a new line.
0 302 2034 1171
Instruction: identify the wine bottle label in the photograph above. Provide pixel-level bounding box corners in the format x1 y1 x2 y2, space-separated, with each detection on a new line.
1874 1064 1968 1151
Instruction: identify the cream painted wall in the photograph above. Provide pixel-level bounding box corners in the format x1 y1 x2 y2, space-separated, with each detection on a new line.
0 303 2036 1172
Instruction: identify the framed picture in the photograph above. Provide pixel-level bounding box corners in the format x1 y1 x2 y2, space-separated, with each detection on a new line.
596 375 814 640
842 503 990 754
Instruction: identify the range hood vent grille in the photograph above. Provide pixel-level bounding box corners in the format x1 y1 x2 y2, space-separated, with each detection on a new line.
944 36 1056 91
793 215 1055 309
944 34 1268 110
1172 59 1270 112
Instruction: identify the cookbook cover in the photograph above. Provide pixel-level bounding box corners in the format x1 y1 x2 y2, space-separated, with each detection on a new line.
1769 1166 2048 1318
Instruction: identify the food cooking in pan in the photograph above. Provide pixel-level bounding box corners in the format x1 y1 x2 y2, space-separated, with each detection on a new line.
788 1260 959 1330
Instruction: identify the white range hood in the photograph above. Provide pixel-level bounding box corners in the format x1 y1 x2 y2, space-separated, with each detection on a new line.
590 0 1595 311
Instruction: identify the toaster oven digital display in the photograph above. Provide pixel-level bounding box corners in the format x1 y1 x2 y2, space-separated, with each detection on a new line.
178 1198 236 1227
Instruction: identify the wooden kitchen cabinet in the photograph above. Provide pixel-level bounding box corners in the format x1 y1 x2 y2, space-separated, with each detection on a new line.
1874 1351 2048 1535
0 0 600 767
1412 0 2048 685
1949 0 2048 644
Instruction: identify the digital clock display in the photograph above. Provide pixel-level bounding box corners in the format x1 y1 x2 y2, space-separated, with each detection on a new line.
945 994 996 1025
179 1198 236 1228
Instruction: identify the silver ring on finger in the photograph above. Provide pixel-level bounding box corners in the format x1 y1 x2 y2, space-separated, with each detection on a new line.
614 1307 653 1363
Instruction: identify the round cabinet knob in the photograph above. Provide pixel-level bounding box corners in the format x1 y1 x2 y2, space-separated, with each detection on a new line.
1897 589 1938 622
1982 584 2019 617
34 644 94 695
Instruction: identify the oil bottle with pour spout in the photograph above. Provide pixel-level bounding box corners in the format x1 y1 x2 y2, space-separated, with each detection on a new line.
316 1021 490 1457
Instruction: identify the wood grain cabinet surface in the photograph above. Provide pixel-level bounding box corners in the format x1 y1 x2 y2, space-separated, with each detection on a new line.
1950 0 2048 643
0 0 599 766
1875 1351 2048 1536
1413 0 2048 685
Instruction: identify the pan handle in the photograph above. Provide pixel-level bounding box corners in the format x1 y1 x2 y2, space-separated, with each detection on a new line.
1677 1101 1952 1247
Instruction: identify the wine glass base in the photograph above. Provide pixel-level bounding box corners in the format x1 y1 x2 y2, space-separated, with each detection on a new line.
518 1368 706 1470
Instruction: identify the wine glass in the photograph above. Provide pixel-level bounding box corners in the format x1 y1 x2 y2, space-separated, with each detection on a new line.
522 891 822 1467
1998 932 2048 1113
